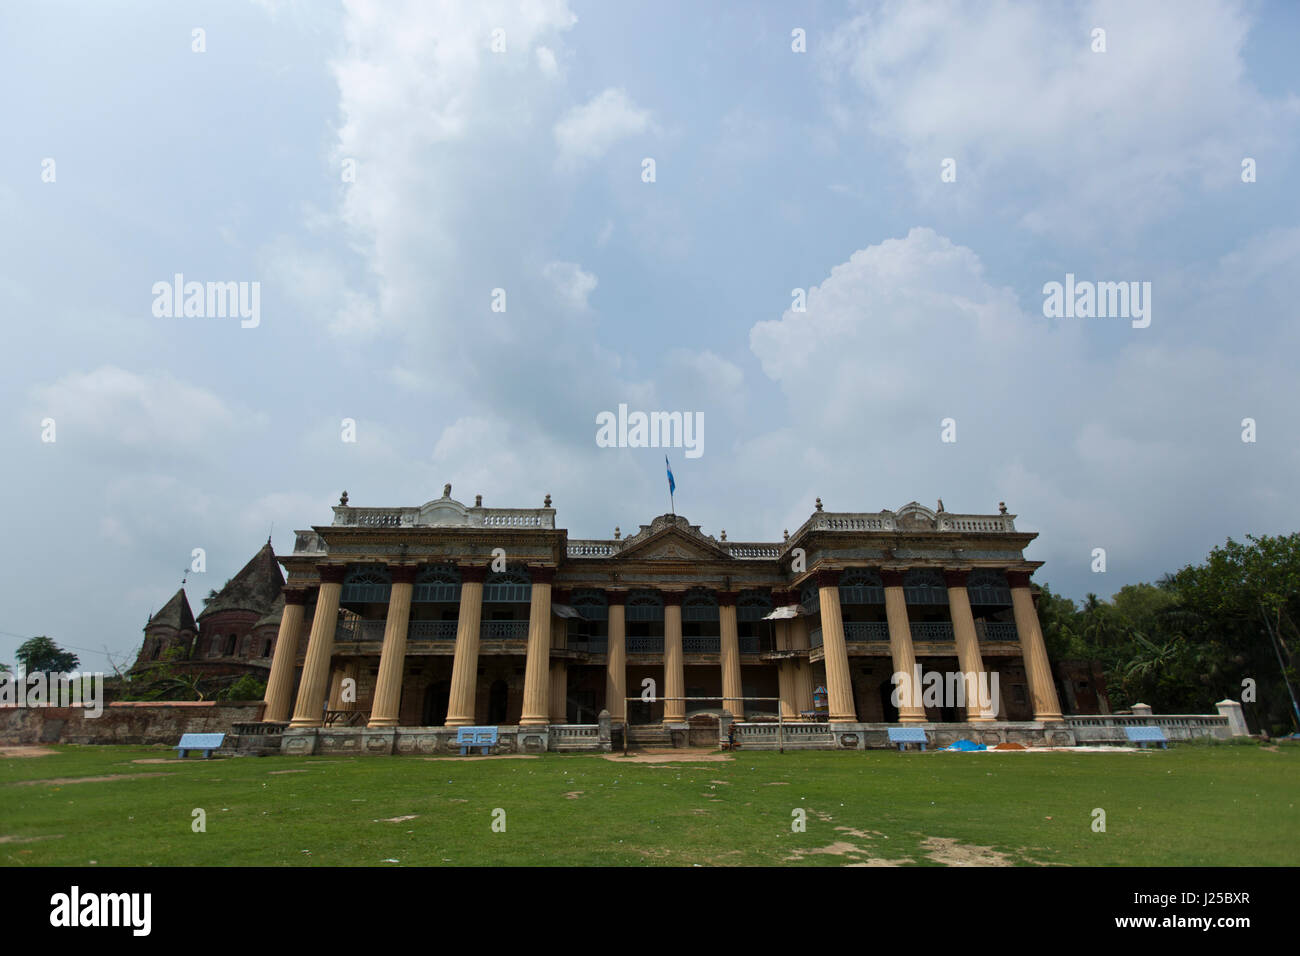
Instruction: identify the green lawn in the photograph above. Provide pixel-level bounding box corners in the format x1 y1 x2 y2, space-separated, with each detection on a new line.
1 742 1296 866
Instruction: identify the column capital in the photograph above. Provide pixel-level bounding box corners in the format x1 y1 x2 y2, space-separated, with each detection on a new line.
813 568 841 589
606 589 627 607
459 564 488 584
388 565 419 585
879 569 906 588
529 565 556 585
317 564 347 585
282 587 308 606
716 590 739 607
661 590 684 607
1005 570 1034 589
943 569 971 588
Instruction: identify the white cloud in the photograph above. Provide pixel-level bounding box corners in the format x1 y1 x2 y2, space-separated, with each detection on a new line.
28 366 248 456
553 88 653 169
536 45 558 77
542 260 598 311
827 0 1289 234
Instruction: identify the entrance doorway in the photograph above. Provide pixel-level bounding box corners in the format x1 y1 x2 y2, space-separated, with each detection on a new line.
422 681 450 726
487 680 509 724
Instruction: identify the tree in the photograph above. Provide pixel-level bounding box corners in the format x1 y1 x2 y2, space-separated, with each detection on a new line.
15 636 79 677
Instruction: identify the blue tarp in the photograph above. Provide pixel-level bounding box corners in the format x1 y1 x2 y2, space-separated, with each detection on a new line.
943 739 987 751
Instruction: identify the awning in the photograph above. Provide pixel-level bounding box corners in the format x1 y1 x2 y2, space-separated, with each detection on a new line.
762 604 801 620
551 604 585 620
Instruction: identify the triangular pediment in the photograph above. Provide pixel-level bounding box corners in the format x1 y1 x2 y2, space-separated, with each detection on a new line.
615 514 732 562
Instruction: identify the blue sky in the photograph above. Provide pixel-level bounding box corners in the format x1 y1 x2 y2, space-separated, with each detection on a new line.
3 0 1299 672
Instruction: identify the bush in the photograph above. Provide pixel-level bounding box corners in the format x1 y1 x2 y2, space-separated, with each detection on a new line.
222 674 267 701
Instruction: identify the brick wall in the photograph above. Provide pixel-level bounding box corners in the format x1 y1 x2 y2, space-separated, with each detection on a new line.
0 701 263 746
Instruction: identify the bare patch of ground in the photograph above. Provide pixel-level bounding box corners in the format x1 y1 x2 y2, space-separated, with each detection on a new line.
0 834 63 844
268 769 310 775
786 841 906 866
563 791 584 799
420 755 539 762
14 773 169 786
376 815 418 823
764 781 790 786
835 826 884 840
604 752 733 764
920 836 1015 867
0 747 57 758
708 779 730 785
130 758 191 764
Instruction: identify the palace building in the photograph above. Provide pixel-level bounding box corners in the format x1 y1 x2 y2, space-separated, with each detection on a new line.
255 486 1078 754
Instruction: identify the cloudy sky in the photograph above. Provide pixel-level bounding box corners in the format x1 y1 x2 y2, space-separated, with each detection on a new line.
3 0 1299 673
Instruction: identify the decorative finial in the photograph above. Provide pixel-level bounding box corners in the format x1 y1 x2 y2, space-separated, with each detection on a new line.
783 529 789 541
937 498 945 513
720 529 727 541
443 483 451 498
544 493 552 508
339 490 349 506
475 494 482 507
815 497 823 512
614 526 621 539
998 501 1007 515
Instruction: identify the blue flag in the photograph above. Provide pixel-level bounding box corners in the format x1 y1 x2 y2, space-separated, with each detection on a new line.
665 455 675 496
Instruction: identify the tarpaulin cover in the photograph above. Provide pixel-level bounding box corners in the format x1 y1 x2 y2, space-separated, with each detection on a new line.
943 739 987 751
762 605 802 620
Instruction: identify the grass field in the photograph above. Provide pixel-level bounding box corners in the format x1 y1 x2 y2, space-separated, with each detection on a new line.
1 742 1296 866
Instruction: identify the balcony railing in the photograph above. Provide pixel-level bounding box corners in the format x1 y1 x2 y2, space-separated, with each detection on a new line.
481 620 529 640
809 626 823 648
844 621 890 641
975 622 1019 642
739 637 762 654
909 621 955 641
409 620 458 641
627 637 664 654
683 636 720 653
566 639 608 654
334 620 385 642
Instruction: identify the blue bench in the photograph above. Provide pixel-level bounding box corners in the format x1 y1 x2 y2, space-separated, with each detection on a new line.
887 727 928 752
175 733 225 759
456 726 499 755
1124 726 1168 749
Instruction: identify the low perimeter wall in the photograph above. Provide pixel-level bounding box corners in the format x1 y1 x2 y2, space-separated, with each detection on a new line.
0 702 264 746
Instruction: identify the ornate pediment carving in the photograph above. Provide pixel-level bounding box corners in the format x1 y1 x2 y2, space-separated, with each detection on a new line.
615 514 732 562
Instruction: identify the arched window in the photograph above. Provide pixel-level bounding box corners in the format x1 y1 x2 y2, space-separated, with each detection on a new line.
839 569 885 605
484 567 531 603
225 633 238 656
625 589 664 622
737 590 774 643
681 588 719 622
737 590 773 622
413 564 461 603
570 589 608 620
150 641 162 661
967 570 1012 606
570 589 608 642
903 569 948 605
342 565 392 604
262 639 273 658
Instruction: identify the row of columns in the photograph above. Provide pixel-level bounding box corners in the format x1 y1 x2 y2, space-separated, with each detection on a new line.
813 568 1062 724
263 564 1062 728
